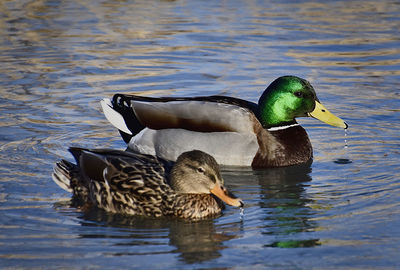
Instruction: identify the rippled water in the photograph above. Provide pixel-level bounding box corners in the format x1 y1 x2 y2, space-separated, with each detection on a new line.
1 0 400 269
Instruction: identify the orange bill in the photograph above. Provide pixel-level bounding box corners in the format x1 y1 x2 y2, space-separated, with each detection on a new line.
210 184 243 207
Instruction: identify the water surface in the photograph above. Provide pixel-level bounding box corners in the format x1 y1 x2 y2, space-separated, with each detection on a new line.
1 0 400 269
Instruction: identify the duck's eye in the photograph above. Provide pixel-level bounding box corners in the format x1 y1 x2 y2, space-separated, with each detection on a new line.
197 167 205 173
294 91 303 98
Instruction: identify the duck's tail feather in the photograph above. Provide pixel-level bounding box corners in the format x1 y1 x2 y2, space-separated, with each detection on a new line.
52 159 76 192
52 159 90 203
100 96 145 143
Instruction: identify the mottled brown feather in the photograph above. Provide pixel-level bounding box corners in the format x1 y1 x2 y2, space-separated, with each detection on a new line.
52 148 235 220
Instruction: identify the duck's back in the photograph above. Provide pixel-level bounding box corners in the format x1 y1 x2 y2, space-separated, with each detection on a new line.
101 94 264 166
53 148 176 217
101 94 259 138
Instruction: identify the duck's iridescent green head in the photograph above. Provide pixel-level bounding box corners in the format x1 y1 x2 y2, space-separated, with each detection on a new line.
258 76 347 129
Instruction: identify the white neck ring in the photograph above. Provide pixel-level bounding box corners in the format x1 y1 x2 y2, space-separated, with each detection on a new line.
267 123 300 131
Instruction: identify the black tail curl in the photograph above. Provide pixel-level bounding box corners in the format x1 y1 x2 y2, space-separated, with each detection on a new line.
111 94 145 142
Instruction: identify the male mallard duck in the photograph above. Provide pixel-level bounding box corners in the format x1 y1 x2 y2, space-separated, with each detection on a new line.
52 148 243 220
101 76 347 168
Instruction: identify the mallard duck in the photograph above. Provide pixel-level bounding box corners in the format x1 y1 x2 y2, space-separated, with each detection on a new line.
52 148 243 220
100 76 347 168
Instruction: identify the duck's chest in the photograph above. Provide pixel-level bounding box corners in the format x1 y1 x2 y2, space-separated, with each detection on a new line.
172 194 224 219
252 126 313 168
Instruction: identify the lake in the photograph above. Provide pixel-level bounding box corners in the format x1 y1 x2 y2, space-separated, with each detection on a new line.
1 0 400 269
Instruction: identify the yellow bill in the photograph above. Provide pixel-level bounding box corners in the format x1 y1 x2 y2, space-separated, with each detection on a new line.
309 101 348 129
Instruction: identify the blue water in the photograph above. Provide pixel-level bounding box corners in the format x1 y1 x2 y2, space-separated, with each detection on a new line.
1 0 400 269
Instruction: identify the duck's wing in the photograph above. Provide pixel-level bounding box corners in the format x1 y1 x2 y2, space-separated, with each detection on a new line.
69 148 173 216
100 94 260 141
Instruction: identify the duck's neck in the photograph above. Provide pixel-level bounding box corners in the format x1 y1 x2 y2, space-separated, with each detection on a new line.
258 105 298 129
267 122 300 131
258 93 297 129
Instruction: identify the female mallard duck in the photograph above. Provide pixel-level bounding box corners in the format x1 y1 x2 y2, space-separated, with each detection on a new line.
52 148 243 220
101 76 347 168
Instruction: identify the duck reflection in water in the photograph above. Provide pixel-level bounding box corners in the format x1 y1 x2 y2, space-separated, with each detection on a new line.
64 209 239 264
256 161 321 248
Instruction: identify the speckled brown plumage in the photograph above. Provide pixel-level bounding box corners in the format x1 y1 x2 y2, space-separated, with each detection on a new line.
52 148 242 220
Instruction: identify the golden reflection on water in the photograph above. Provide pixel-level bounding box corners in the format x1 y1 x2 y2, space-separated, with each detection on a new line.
1 0 398 96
